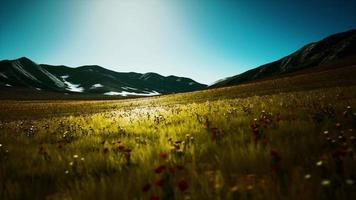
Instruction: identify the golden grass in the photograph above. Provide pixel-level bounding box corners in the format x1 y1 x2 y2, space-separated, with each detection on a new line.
0 83 356 199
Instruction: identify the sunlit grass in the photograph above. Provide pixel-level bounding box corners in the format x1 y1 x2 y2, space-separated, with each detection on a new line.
0 85 356 199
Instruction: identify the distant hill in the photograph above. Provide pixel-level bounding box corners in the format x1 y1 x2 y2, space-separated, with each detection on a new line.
211 29 356 88
0 57 207 96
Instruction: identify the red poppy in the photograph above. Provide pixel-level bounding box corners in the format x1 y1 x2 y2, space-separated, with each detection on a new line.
168 167 175 174
178 179 189 192
154 165 166 174
150 195 160 200
159 152 168 159
155 179 164 187
270 149 282 162
176 165 185 171
118 145 125 151
142 183 151 192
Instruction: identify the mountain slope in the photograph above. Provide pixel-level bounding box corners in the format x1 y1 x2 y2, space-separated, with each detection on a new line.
211 29 356 88
0 58 207 96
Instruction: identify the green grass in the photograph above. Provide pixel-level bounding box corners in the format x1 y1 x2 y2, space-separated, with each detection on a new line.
1 70 356 199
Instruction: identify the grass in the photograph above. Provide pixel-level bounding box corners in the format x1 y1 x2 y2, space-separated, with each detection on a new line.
0 67 356 199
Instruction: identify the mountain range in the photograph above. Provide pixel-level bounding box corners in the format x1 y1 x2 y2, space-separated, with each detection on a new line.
0 57 207 96
1 29 355 98
211 29 356 88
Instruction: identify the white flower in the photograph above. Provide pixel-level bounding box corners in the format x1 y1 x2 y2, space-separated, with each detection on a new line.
73 155 78 159
69 162 74 166
316 161 323 166
304 174 311 179
346 179 354 185
321 179 331 186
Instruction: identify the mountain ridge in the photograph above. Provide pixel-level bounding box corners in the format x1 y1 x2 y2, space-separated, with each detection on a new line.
0 57 207 96
211 29 356 88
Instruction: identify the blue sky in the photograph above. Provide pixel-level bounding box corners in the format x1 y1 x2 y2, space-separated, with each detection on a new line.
1 0 355 84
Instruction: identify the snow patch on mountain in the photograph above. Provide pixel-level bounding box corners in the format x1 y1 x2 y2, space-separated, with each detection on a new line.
121 86 138 91
61 75 84 92
90 83 104 89
104 90 160 96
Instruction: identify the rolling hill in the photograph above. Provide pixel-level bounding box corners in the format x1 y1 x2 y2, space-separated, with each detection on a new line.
0 57 207 96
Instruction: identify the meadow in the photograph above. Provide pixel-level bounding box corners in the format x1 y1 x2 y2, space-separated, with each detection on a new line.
1 67 356 200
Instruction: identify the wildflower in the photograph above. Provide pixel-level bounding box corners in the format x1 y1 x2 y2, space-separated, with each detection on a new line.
346 179 354 185
316 161 323 166
247 185 254 190
178 179 189 192
336 123 341 129
80 157 85 161
69 162 74 166
65 170 69 174
118 145 125 151
142 183 151 192
155 179 164 187
150 195 160 200
73 154 78 159
321 179 331 186
323 131 328 135
168 166 175 174
270 149 282 162
176 165 185 171
103 147 109 154
230 185 240 193
159 152 168 159
0 144 2 147
304 174 311 179
154 165 166 174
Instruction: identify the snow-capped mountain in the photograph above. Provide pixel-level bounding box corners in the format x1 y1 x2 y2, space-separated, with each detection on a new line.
0 57 207 96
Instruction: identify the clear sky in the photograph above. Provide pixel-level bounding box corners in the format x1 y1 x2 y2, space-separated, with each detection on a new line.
1 0 355 84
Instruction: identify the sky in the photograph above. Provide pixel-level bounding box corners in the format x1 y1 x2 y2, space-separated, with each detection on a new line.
0 0 355 84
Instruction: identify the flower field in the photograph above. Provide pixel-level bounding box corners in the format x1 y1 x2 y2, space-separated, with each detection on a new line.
1 79 356 199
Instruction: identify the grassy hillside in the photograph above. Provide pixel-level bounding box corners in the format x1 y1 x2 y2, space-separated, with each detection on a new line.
0 66 356 199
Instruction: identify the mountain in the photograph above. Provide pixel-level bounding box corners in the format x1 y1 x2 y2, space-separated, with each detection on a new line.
211 29 356 88
0 57 207 96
